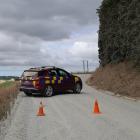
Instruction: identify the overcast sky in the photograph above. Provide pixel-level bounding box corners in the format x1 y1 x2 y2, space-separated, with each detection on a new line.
0 0 102 76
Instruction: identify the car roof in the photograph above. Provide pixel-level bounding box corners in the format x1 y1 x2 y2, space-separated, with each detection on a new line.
24 66 59 72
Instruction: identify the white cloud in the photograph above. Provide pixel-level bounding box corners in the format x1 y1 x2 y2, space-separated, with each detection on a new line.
0 27 99 73
69 41 98 59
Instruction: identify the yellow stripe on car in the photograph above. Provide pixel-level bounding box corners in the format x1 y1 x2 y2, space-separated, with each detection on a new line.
58 80 61 84
53 77 57 80
75 77 79 82
45 80 50 84
52 80 55 84
60 77 63 80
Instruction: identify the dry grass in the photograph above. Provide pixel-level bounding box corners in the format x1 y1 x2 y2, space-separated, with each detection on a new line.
0 81 19 120
86 62 140 98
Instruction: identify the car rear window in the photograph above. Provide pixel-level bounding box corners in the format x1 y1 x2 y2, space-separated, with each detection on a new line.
22 70 47 77
23 71 38 77
38 70 47 76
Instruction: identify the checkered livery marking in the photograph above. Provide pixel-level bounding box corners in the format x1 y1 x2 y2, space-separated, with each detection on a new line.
53 77 57 80
58 80 61 84
45 76 64 85
45 80 50 84
60 77 63 80
51 80 55 84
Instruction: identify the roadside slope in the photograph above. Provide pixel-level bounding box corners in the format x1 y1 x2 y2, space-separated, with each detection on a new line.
87 63 140 98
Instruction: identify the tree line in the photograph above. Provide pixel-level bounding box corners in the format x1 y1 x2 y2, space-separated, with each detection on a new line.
97 0 140 67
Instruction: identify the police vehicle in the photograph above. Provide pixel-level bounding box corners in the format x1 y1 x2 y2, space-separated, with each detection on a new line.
20 66 82 96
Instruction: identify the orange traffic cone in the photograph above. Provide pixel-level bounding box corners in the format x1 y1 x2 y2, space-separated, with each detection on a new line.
93 99 101 114
37 101 45 116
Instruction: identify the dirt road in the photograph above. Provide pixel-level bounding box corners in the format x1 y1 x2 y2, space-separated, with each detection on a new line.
2 74 140 140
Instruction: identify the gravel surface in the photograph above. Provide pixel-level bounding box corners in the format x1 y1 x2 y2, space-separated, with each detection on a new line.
1 74 140 140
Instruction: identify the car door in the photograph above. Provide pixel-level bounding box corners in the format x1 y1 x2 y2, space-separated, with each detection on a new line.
57 69 74 91
48 69 60 90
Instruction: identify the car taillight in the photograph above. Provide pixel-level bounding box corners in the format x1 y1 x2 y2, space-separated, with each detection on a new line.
33 80 40 89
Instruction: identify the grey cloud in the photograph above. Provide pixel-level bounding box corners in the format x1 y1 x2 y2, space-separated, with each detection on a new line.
0 0 102 70
0 0 102 40
0 34 41 52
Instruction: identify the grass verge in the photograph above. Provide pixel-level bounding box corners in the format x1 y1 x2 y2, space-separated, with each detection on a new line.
0 81 19 121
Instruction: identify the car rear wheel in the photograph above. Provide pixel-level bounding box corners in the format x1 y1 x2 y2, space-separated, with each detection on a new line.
73 83 82 94
43 85 53 97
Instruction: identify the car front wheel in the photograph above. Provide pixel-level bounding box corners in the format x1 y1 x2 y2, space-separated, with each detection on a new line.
73 83 82 94
43 85 54 97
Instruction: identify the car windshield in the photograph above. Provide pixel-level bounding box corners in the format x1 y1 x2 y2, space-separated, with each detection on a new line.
22 71 38 77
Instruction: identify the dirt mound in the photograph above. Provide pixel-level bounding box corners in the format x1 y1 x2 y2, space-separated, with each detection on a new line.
86 62 140 98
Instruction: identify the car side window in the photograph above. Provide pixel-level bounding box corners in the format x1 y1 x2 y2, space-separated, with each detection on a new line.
58 69 68 77
49 69 57 76
38 70 46 76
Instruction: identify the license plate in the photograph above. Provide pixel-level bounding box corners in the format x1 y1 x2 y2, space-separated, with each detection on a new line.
24 81 32 85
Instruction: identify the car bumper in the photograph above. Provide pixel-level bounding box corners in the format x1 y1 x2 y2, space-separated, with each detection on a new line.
20 86 42 93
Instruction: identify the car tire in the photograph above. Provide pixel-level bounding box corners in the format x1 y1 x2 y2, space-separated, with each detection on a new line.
43 85 54 97
73 83 82 94
24 92 32 96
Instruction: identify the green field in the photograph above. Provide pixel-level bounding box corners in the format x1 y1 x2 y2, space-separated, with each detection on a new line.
0 81 15 88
